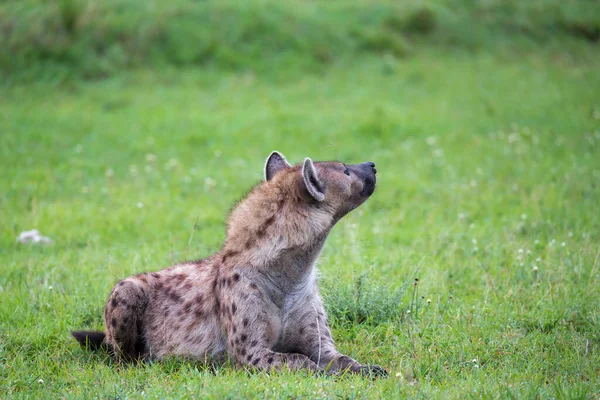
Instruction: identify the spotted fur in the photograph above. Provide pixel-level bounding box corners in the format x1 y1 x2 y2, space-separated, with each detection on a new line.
72 151 386 376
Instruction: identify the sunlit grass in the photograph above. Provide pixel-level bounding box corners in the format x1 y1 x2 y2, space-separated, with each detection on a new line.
1 49 599 398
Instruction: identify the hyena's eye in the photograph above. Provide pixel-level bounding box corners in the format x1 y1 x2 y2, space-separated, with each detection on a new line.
343 167 350 176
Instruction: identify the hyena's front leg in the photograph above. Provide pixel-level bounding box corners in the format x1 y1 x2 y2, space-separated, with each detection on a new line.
291 296 387 377
220 285 319 373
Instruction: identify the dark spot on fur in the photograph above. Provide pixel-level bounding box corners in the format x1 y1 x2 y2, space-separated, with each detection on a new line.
151 273 160 279
182 282 192 291
194 309 204 318
111 318 117 328
137 274 148 284
172 274 186 285
299 327 305 334
118 281 125 286
267 357 274 364
170 292 181 303
250 340 258 347
111 298 118 307
196 294 203 304
232 273 240 282
243 318 249 327
231 302 237 314
240 334 248 342
310 323 317 328
247 354 253 361
120 323 127 331
252 358 260 366
240 348 246 356
232 325 237 334
275 197 285 211
221 250 240 264
264 216 275 227
249 283 259 291
155 281 164 291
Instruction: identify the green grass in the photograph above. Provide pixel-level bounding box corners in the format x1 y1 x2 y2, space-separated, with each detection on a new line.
1 3 600 395
1 0 599 82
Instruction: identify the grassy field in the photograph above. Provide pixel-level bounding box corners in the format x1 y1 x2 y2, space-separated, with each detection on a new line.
1 1 600 398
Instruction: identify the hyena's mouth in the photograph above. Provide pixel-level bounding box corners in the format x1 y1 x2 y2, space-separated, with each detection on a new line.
361 176 376 197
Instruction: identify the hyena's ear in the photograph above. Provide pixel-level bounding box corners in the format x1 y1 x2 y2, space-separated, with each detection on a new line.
264 151 291 181
302 158 325 201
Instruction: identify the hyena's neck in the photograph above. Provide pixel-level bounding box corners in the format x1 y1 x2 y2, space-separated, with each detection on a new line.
219 177 336 285
220 226 330 285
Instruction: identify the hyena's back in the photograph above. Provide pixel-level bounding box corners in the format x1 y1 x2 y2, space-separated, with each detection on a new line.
93 259 226 361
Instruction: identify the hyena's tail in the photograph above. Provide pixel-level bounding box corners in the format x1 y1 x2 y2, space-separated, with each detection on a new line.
71 331 107 352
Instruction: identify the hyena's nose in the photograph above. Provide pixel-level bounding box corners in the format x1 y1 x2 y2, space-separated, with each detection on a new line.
362 161 376 174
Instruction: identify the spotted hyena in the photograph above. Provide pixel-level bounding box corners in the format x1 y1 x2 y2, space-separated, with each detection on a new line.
72 151 386 376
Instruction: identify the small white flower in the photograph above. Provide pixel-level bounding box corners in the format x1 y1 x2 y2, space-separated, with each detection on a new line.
145 153 156 163
526 250 531 255
568 232 573 237
105 168 114 177
426 136 437 145
204 177 216 190
471 359 478 363
165 159 180 170
426 299 431 304
518 248 524 254
137 202 144 208
536 257 541 263
473 247 479 252
521 214 527 220
38 379 44 384
532 265 539 272
470 179 477 187
561 242 566 247
534 239 540 245
549 239 556 246
48 286 53 290
458 213 466 220
472 238 477 244
406 310 411 314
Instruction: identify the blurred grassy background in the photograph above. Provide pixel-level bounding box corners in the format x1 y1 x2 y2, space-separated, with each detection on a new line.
1 0 599 81
1 0 599 398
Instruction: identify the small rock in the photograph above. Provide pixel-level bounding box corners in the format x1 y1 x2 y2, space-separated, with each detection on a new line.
17 229 53 244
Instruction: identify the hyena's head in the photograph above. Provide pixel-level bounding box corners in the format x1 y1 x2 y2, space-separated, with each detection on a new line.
224 151 377 258
264 151 377 222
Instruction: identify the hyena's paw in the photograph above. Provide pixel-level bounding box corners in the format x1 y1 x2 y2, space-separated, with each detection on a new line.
359 364 388 378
